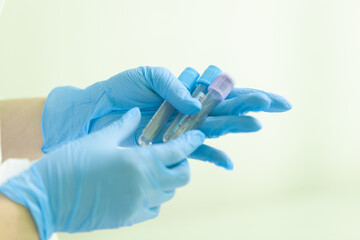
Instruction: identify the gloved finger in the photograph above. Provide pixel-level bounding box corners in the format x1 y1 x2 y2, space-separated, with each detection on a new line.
149 130 205 167
162 190 176 203
160 160 191 190
148 206 161 219
88 110 152 147
211 92 271 116
199 115 262 138
133 206 161 224
226 88 292 112
148 67 201 114
90 107 141 146
189 144 234 170
147 189 176 208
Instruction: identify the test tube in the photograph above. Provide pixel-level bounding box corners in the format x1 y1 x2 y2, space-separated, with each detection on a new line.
138 67 200 146
162 65 222 142
164 73 235 141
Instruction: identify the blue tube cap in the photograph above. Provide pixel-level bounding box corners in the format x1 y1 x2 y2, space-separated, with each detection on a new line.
197 65 222 86
178 67 200 92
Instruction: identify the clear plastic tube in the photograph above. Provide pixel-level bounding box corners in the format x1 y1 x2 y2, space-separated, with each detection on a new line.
163 73 235 141
162 65 222 142
138 101 175 146
162 84 207 142
138 67 199 146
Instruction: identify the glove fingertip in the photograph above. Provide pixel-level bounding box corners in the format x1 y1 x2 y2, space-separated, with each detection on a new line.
268 94 292 112
225 159 234 170
283 99 293 110
166 90 201 115
241 116 262 132
213 151 234 170
182 98 202 114
251 118 263 132
127 107 141 116
217 163 234 171
184 130 205 145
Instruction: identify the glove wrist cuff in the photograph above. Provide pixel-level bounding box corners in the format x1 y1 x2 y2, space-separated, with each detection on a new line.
41 83 112 153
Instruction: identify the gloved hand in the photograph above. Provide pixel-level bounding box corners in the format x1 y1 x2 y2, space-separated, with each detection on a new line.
0 108 205 240
42 66 292 170
42 66 201 153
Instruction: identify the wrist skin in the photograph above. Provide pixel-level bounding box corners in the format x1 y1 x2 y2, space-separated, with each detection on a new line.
0 194 39 240
0 98 45 162
0 99 44 238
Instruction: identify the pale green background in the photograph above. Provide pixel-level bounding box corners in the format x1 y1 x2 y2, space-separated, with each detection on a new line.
1 0 360 239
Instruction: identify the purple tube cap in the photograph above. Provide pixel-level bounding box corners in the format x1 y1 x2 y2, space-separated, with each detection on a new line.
208 72 236 100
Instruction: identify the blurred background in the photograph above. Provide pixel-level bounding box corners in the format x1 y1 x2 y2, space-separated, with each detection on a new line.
1 0 360 239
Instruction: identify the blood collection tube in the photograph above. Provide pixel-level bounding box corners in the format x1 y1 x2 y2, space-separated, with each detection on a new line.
138 67 200 146
163 73 235 141
162 65 222 142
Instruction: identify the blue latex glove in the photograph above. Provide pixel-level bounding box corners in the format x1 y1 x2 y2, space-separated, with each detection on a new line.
0 108 205 239
42 66 201 153
42 66 292 170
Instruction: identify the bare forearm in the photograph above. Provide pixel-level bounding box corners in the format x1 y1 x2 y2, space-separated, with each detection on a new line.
0 194 39 240
0 98 45 161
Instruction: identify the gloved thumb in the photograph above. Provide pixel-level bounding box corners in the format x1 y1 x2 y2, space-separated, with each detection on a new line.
149 130 205 167
149 67 201 115
90 107 141 146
